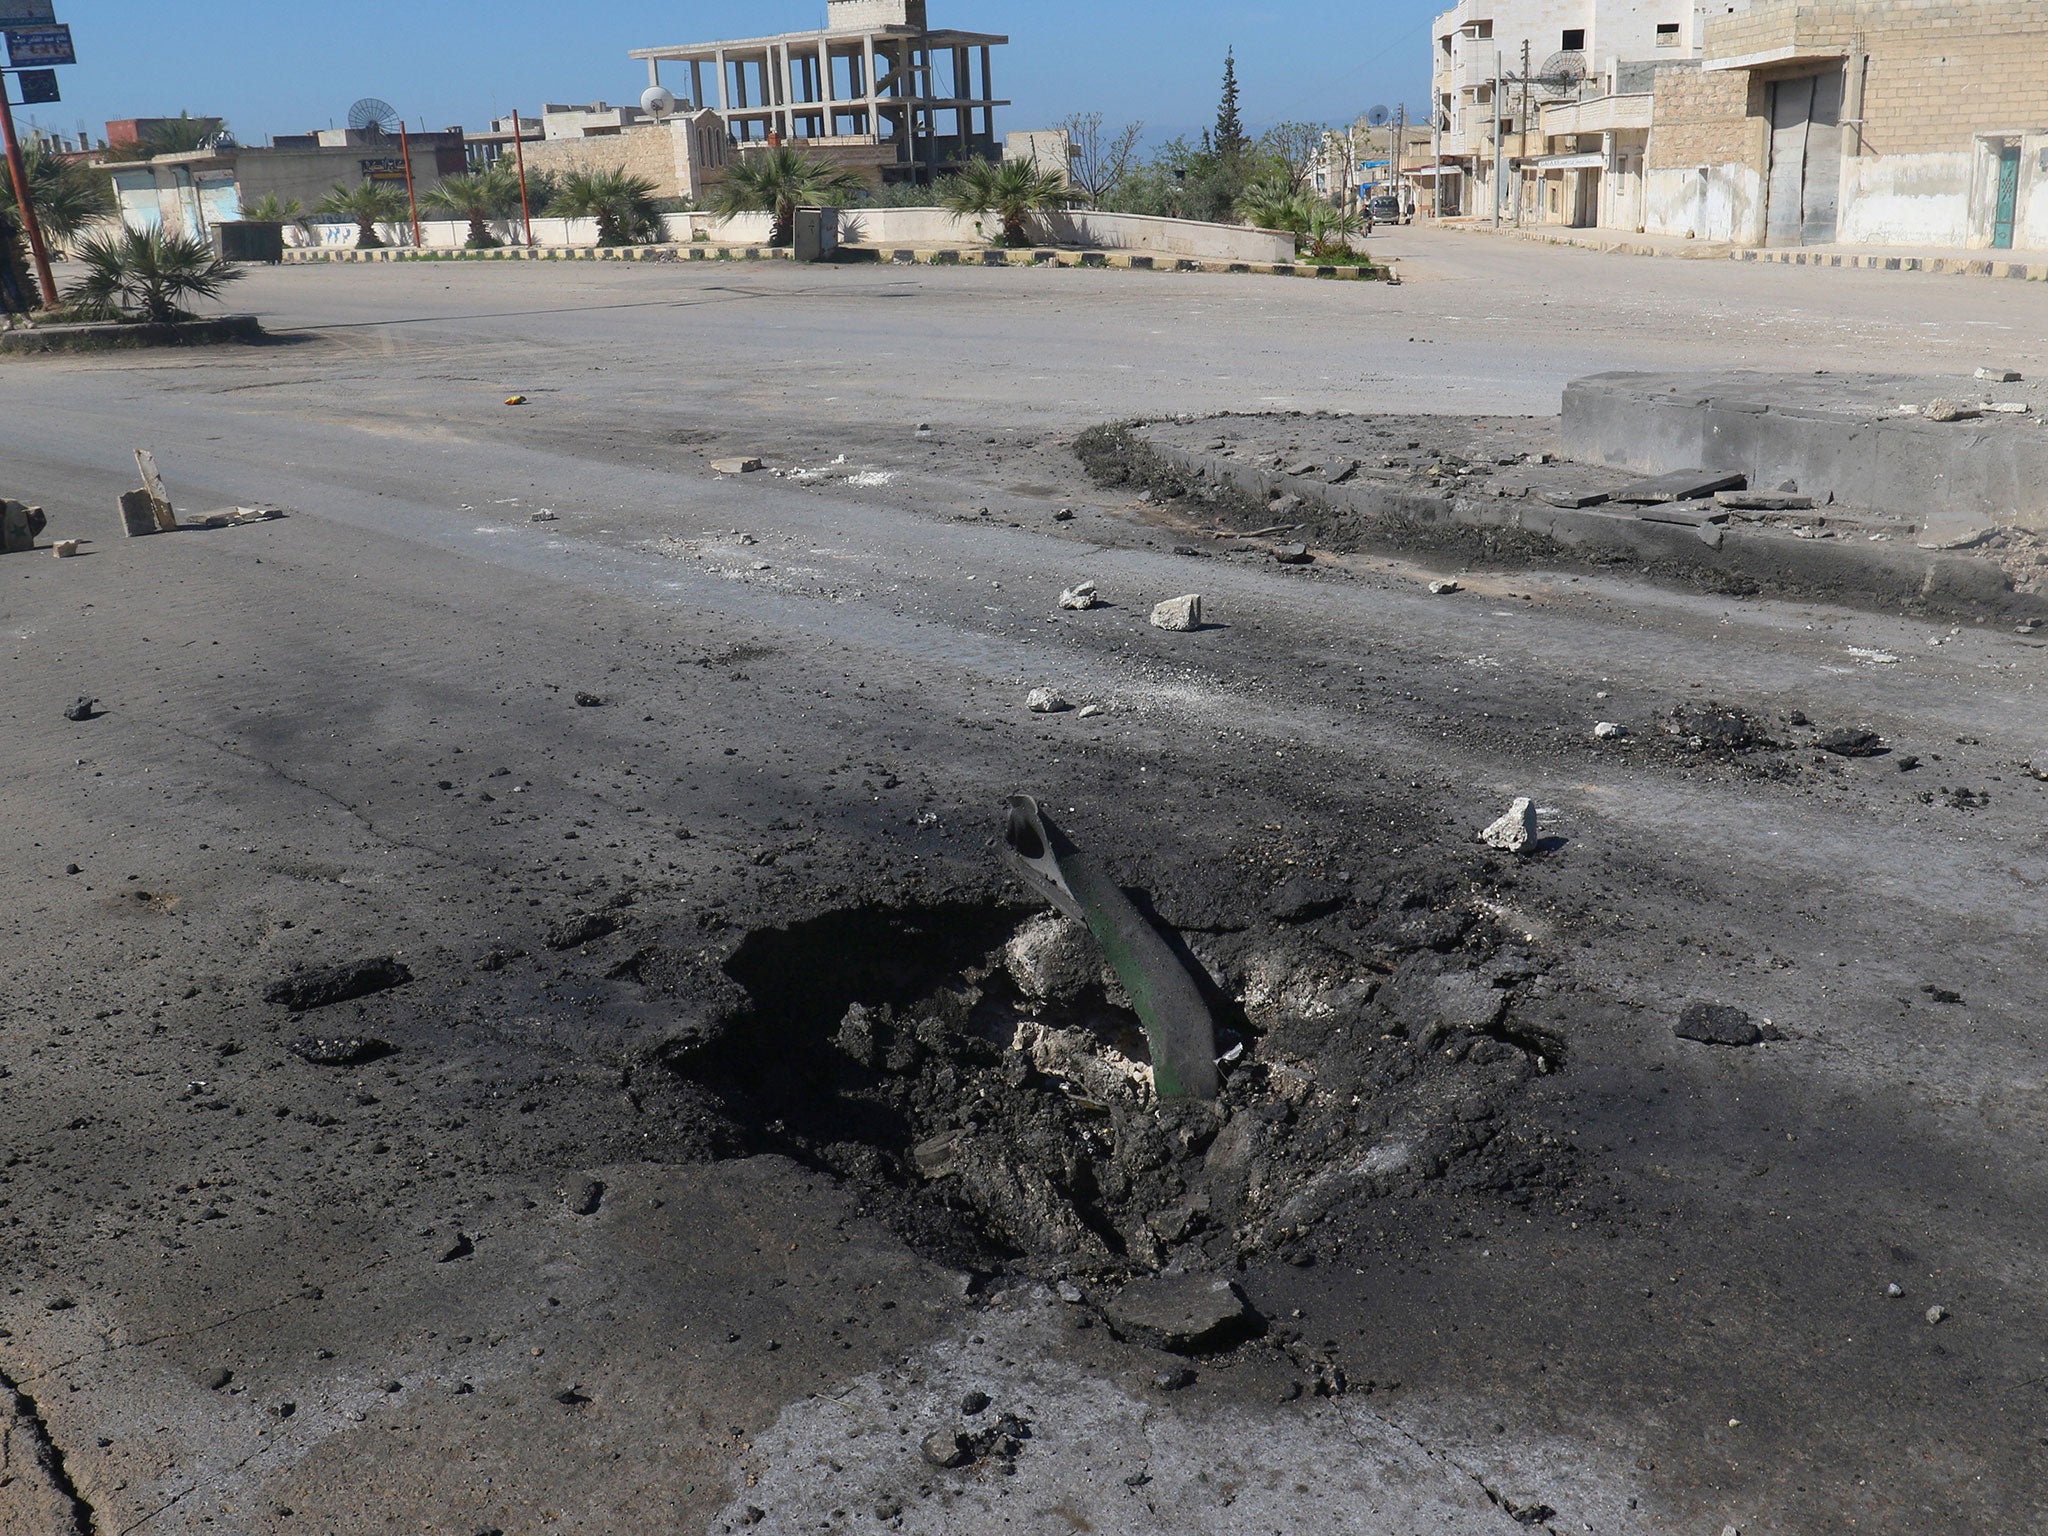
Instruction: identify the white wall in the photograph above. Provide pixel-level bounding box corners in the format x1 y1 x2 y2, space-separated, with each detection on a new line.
290 206 1298 264
1642 162 1764 242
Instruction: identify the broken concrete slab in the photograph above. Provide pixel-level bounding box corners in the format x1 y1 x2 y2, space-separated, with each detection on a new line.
1610 469 1747 505
1977 368 2022 384
1151 595 1203 632
1716 491 1816 512
712 457 766 476
1102 1272 1259 1354
1538 489 1611 509
1637 503 1731 528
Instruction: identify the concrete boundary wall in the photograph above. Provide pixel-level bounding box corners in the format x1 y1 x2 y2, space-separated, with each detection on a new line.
294 207 1294 264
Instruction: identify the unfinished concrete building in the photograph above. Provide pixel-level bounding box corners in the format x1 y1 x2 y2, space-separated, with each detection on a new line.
630 0 1009 184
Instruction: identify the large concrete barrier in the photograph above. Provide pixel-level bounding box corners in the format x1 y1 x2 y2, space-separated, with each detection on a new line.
1561 371 2048 541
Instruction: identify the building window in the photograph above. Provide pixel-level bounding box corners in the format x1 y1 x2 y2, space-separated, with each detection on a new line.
1655 23 1680 46
1561 28 1586 50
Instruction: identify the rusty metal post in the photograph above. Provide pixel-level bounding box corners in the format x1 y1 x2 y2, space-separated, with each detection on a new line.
399 122 423 249
0 83 58 308
511 109 534 247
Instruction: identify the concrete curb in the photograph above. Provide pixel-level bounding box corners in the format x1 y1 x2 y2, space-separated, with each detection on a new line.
277 244 1389 281
1736 249 2047 281
835 247 1389 281
280 244 791 265
0 314 266 357
1125 427 2047 623
1435 217 2046 281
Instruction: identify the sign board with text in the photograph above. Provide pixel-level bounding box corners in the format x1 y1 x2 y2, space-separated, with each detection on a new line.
4 23 74 66
17 66 57 103
0 0 55 27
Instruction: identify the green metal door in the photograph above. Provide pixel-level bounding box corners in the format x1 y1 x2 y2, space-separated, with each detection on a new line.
1993 144 2021 250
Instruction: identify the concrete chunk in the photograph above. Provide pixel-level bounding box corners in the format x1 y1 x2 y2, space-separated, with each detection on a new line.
1103 1272 1259 1354
119 489 161 538
711 457 765 475
1151 594 1203 632
1610 469 1746 504
1 499 46 554
1975 367 2022 383
1480 798 1538 855
1715 490 1815 511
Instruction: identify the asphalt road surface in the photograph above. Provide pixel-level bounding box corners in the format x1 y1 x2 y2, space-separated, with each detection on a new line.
3 231 2045 1536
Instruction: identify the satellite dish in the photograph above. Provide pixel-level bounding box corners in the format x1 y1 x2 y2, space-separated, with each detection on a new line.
641 85 678 120
1536 51 1588 95
347 97 402 138
1367 105 1392 128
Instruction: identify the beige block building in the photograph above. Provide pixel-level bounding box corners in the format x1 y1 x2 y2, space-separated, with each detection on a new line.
1644 0 2048 248
1511 0 2048 248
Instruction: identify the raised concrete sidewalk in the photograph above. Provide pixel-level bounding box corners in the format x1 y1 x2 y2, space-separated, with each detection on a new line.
1436 218 2047 281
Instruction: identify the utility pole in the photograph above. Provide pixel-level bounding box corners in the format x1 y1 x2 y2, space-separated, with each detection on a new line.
1392 104 1403 216
1518 39 1531 225
1493 52 1504 228
0 80 57 308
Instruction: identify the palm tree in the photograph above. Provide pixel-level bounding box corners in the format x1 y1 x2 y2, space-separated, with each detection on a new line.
0 143 116 244
242 193 305 224
549 168 665 247
1235 178 1313 240
423 167 521 249
706 147 863 247
316 181 409 249
139 113 226 159
1305 202 1365 260
940 157 1073 247
63 227 241 325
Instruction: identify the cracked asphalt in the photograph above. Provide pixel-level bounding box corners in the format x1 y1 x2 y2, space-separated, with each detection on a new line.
3 230 2046 1535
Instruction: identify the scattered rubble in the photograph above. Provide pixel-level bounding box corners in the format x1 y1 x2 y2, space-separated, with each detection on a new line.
1151 594 1203 632
1674 1002 1768 1048
1480 798 1538 855
288 1036 394 1067
264 957 414 1012
1818 728 1885 758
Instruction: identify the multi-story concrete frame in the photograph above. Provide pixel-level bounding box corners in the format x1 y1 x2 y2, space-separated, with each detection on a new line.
1429 0 1722 218
630 0 1009 184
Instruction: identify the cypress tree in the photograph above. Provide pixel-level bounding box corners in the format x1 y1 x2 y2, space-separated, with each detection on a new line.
1214 50 1248 161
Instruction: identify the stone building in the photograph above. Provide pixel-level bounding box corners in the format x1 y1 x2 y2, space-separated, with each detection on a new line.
101 127 466 243
629 0 1010 185
1427 0 1734 219
1639 0 2048 248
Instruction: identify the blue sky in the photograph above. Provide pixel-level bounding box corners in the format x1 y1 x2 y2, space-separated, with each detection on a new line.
10 2 1435 148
